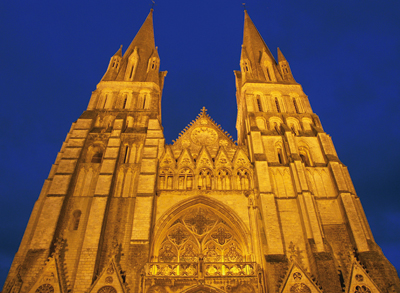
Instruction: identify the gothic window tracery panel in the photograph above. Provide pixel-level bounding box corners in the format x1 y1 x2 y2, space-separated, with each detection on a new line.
290 283 311 293
236 169 250 190
35 284 54 293
183 207 217 235
299 146 312 167
216 169 231 190
180 241 199 262
97 286 117 293
198 169 212 190
203 242 222 262
178 168 193 190
159 169 173 190
224 242 243 262
156 206 245 265
354 285 371 293
71 210 81 231
159 241 178 262
167 225 190 246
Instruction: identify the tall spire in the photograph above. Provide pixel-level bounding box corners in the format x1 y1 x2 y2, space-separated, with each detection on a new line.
124 9 156 59
114 9 158 82
241 10 278 82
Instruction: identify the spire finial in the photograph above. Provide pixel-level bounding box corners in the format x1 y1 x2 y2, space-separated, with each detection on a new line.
242 3 246 11
150 0 156 10
201 107 207 116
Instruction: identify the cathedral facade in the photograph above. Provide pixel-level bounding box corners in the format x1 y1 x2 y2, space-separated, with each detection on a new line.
3 10 399 293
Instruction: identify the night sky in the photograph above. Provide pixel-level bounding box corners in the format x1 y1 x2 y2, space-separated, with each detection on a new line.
1 0 399 286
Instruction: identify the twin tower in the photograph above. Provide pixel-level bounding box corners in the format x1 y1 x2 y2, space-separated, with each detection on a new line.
3 9 399 293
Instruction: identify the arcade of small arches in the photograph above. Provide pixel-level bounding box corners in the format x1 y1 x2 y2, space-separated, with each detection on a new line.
158 168 251 191
255 115 316 136
250 92 305 115
93 89 155 111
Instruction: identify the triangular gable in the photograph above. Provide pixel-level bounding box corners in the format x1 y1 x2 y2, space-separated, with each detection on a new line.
159 146 176 168
177 148 196 169
196 146 214 169
87 257 127 293
232 148 251 169
279 262 322 293
28 256 66 293
346 261 382 293
215 146 232 169
172 107 234 149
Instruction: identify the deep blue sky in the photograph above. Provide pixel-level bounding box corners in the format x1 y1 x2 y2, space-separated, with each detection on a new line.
1 0 399 286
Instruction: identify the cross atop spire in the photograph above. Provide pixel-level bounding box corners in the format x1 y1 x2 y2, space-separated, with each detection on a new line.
150 0 156 10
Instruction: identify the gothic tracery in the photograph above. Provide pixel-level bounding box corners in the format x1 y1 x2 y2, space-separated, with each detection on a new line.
156 206 245 264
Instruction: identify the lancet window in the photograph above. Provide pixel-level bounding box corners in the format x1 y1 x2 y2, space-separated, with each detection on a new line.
178 168 193 190
198 169 212 190
216 169 231 190
276 144 285 165
256 95 262 112
71 210 81 231
236 169 250 190
243 60 250 72
111 57 120 70
275 97 281 113
159 169 174 190
293 98 300 114
299 147 312 167
91 149 103 164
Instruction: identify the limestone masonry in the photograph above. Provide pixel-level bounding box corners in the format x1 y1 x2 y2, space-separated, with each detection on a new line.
3 9 399 293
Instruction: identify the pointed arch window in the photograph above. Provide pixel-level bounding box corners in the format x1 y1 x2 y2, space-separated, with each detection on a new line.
243 60 250 72
159 169 173 190
276 145 285 164
293 98 300 114
71 210 82 231
122 94 128 109
129 65 135 80
91 150 103 163
155 206 247 269
178 168 193 190
256 95 262 112
236 169 250 190
198 169 212 190
217 169 231 190
275 97 281 113
299 147 312 167
103 94 108 109
266 67 271 81
142 94 147 109
123 145 130 163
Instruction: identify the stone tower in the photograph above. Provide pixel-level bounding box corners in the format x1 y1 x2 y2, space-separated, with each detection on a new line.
3 9 399 293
